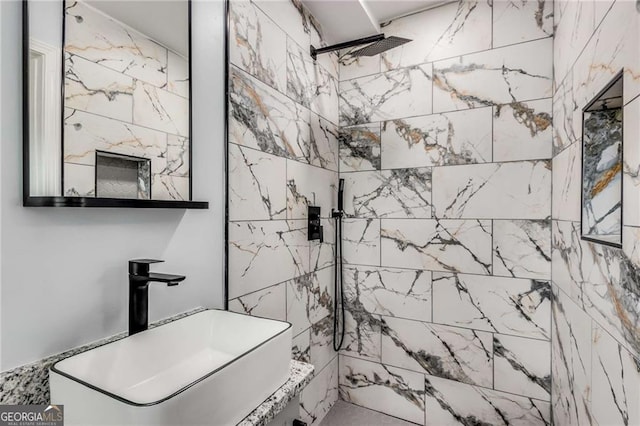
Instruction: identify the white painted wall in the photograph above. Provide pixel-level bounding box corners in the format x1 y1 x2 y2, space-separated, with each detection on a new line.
0 0 226 370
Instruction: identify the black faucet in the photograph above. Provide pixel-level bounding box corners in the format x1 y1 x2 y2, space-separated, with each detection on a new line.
128 259 186 336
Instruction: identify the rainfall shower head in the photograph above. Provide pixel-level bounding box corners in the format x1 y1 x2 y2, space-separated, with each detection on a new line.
348 36 412 57
310 34 412 61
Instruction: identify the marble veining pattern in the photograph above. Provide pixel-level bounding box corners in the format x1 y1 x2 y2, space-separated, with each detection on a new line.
425 374 551 425
492 0 553 48
339 64 432 126
433 273 551 340
339 124 381 172
432 161 552 220
381 108 493 169
343 168 432 219
493 220 551 280
381 219 492 275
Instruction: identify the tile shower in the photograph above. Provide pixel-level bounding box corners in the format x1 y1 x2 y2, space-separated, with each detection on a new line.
228 0 640 425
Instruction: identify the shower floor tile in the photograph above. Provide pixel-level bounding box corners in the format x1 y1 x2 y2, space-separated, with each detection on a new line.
319 401 420 426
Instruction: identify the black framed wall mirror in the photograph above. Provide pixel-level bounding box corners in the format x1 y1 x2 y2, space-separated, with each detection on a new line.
23 0 207 208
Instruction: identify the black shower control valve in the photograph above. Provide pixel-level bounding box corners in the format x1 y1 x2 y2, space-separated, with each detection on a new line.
308 206 323 241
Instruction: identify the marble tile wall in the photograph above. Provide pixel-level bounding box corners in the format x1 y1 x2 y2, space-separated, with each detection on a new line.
337 1 554 424
552 0 640 424
63 0 190 200
227 1 339 425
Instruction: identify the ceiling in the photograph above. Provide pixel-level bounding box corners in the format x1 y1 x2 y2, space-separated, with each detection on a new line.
85 1 189 56
301 0 450 44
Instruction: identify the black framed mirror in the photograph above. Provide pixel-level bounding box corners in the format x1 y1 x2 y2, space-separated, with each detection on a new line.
23 0 207 208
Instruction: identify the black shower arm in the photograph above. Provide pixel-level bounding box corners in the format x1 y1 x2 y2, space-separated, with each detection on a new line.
310 33 384 60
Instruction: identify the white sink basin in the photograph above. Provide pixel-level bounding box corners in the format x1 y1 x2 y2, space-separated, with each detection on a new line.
50 310 292 425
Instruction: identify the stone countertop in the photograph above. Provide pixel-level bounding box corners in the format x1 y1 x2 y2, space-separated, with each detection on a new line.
238 360 314 426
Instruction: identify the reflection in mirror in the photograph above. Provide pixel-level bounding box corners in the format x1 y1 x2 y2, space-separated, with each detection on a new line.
27 0 191 201
581 71 623 247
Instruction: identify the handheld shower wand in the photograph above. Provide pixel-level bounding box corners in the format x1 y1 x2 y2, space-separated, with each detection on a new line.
332 179 345 351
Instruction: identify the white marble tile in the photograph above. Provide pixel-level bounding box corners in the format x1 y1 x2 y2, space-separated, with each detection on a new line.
340 308 382 362
229 144 287 221
165 135 189 177
380 1 492 71
623 226 640 269
252 0 310 50
286 269 332 337
339 356 425 424
64 53 134 122
63 163 95 197
339 124 381 172
286 160 337 219
382 318 493 388
151 174 189 201
432 161 551 219
229 0 287 92
65 0 168 87
494 334 551 401
425 375 550 426
552 141 581 222
228 220 309 298
166 51 189 99
339 64 432 126
381 108 493 169
133 81 189 137
339 53 380 82
432 38 552 113
493 98 553 161
343 265 431 322
228 282 286 321
592 325 640 426
309 316 335 373
63 108 166 170
553 0 594 86
381 219 492 275
551 220 583 305
343 168 432 219
229 66 311 163
310 219 335 272
623 96 640 227
552 73 579 155
433 273 551 340
492 0 553 48
310 114 339 171
293 328 311 364
300 357 339 426
573 0 640 109
287 39 339 125
493 219 551 280
342 219 380 267
551 285 593 426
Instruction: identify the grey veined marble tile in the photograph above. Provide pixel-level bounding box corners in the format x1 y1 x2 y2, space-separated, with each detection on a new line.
381 108 493 169
342 168 432 219
339 124 381 172
493 219 551 281
228 282 286 321
286 269 333 337
425 375 550 425
432 38 552 113
229 66 311 163
380 1 492 71
381 318 493 388
229 0 287 93
381 219 492 275
432 160 551 220
339 64 432 126
592 325 640 426
433 273 551 340
551 285 592 426
339 356 425 425
492 0 553 48
342 219 380 267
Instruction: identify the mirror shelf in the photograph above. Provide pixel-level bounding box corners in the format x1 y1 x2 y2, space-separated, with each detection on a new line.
24 196 208 209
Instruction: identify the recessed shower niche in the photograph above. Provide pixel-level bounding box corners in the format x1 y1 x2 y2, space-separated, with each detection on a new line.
581 71 624 247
